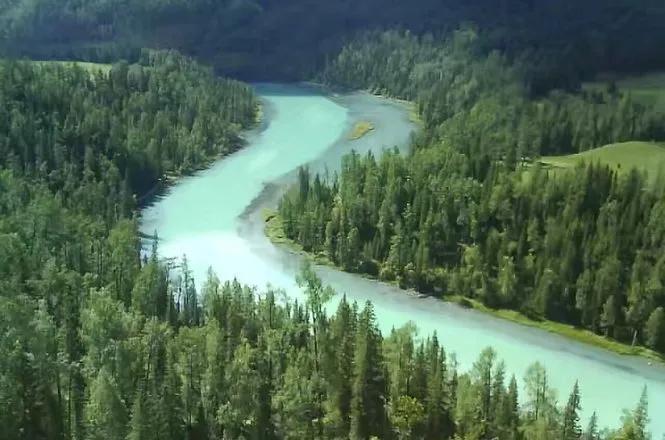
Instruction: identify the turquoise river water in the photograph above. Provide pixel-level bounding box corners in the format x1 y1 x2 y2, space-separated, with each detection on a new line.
141 83 665 436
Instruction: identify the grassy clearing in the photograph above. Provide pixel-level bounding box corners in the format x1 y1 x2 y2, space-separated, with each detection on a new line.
448 295 664 363
265 209 664 364
583 72 665 113
348 120 375 140
263 210 334 265
32 60 112 76
263 210 293 248
539 141 665 182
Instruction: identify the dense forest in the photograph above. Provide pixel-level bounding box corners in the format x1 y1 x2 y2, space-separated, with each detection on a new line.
2 0 665 438
278 31 665 355
0 53 651 440
2 0 665 82
0 52 258 439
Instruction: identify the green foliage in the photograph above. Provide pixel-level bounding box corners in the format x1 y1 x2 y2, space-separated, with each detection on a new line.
611 388 650 440
0 49 257 440
540 142 665 185
562 382 583 440
322 31 665 162
645 308 665 353
279 147 665 355
84 369 128 440
279 29 665 358
0 4 662 438
3 0 665 82
584 73 665 115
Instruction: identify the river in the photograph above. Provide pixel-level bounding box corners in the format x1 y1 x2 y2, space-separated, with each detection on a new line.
141 83 665 436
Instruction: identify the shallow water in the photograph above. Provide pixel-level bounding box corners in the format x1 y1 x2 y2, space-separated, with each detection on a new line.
141 83 665 436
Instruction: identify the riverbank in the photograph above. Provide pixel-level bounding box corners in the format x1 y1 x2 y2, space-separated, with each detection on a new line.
143 84 665 434
137 141 247 206
264 210 665 364
303 80 422 126
449 296 665 364
138 102 262 207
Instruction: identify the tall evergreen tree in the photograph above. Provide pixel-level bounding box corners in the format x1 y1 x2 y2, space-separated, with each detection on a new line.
562 381 583 440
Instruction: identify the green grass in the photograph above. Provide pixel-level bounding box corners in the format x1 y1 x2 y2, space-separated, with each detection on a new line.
448 295 664 364
348 120 375 140
539 141 665 182
32 60 112 76
583 72 665 113
263 210 334 265
263 210 294 248
265 209 664 364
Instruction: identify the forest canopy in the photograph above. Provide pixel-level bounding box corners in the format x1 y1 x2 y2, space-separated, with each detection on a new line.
277 30 665 357
2 0 665 82
1 0 665 438
0 52 650 437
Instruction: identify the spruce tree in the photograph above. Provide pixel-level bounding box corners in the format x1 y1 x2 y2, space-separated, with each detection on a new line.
350 302 388 439
561 381 582 440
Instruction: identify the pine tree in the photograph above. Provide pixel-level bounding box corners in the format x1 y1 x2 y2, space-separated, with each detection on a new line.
324 296 357 437
583 412 599 440
350 302 388 439
84 369 128 440
561 381 582 440
615 387 649 440
127 391 152 440
272 350 318 439
424 335 454 439
296 262 335 437
499 376 521 440
645 307 665 352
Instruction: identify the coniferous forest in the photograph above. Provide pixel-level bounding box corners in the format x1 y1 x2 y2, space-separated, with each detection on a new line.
279 31 665 355
1 1 665 439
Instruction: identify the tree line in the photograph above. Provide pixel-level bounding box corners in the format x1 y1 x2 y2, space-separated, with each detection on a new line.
321 30 665 164
278 30 665 355
2 0 665 83
0 17 660 440
0 43 655 440
1 252 654 440
279 153 665 354
0 50 256 439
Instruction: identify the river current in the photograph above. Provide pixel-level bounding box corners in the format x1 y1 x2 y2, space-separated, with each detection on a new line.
141 83 665 435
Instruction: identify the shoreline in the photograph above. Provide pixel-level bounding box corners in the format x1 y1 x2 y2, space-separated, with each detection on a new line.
142 82 665 435
303 80 423 126
138 102 263 208
264 83 663 365
264 210 665 365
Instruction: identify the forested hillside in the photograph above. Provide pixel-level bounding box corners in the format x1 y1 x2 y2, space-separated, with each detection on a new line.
0 51 258 439
1 0 665 82
1 0 665 438
0 54 651 439
278 31 665 356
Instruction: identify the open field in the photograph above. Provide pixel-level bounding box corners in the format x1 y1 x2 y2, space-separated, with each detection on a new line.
583 72 665 113
539 141 665 181
32 60 112 75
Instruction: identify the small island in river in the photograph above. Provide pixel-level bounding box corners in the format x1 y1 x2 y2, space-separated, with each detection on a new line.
348 120 375 140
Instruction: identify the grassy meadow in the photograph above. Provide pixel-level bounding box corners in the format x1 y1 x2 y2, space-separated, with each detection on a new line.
32 60 112 75
538 141 665 183
583 71 665 114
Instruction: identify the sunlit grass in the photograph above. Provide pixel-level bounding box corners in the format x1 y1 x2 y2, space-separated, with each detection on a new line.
265 209 664 364
32 60 112 76
448 295 665 364
583 72 665 114
539 141 665 184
